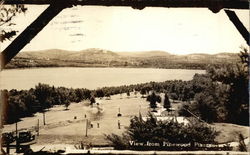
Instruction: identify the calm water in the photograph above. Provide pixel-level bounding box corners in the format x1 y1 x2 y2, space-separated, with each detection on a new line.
0 67 205 90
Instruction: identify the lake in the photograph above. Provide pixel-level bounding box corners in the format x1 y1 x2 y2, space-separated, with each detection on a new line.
0 67 205 90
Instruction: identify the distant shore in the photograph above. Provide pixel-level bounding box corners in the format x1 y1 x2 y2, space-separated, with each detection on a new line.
5 49 238 70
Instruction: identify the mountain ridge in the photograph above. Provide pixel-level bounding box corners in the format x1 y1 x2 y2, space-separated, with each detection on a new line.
19 48 238 58
8 48 239 69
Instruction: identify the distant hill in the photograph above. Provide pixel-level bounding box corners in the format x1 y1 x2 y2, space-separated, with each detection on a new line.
6 49 239 69
18 49 72 59
66 49 121 62
18 48 121 61
118 51 172 58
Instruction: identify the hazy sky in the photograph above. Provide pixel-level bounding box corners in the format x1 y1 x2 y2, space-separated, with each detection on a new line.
1 5 249 55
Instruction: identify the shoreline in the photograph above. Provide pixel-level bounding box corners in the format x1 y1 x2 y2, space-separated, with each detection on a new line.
2 66 206 71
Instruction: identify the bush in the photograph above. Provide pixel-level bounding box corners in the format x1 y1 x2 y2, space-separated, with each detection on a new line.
105 134 129 150
106 113 218 150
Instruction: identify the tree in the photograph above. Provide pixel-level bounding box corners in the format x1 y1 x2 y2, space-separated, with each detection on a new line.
206 48 249 125
90 96 96 106
96 89 105 98
192 93 217 123
140 88 146 98
169 93 178 103
74 88 83 102
7 95 22 123
163 93 171 110
238 47 249 66
179 48 249 125
105 133 130 150
127 113 158 143
105 93 111 100
22 90 37 115
126 91 130 98
64 100 70 110
134 91 138 98
34 83 53 110
0 4 27 42
146 92 161 111
59 88 70 110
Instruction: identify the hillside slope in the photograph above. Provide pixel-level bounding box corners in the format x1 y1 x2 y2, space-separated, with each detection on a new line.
6 49 239 69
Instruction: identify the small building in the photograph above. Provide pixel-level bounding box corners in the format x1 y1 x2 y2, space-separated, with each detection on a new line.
156 116 189 125
142 116 189 125
143 106 189 125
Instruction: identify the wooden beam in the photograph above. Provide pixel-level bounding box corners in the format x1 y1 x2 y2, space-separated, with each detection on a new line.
225 10 249 46
0 4 67 69
3 0 249 10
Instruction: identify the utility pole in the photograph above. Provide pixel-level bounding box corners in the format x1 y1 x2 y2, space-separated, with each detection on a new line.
118 120 121 129
15 122 18 137
37 119 39 136
15 122 19 153
43 112 46 125
85 119 88 137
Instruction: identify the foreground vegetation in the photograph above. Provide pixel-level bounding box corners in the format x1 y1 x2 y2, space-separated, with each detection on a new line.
178 48 249 125
106 113 220 150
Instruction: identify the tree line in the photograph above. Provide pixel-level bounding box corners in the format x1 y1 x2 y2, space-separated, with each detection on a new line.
5 56 216 70
1 75 212 124
1 79 192 124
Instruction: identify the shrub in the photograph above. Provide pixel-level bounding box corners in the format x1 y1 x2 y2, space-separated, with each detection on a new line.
106 113 218 150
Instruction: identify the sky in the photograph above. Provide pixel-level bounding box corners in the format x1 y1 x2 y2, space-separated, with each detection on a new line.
1 5 249 55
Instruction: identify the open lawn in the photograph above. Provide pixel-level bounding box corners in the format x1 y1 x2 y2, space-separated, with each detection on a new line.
3 93 249 151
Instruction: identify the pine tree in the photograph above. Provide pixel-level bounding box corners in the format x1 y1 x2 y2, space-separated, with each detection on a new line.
163 93 171 110
146 92 161 110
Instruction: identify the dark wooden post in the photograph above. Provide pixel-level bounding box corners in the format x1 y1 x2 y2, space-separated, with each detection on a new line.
6 142 10 154
43 112 46 125
37 119 39 136
118 120 121 129
139 105 141 114
15 122 19 153
85 119 88 137
15 122 18 138
224 9 249 45
0 3 68 69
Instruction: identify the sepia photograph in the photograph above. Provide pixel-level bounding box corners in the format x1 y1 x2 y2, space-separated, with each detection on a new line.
0 0 249 154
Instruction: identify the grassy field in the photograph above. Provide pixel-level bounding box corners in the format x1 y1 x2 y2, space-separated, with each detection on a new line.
3 93 249 151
